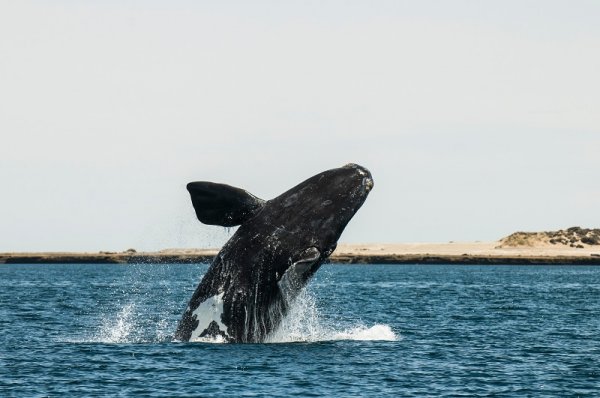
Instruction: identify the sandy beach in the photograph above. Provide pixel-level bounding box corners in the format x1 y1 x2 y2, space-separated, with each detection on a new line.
2 241 599 264
335 241 600 257
331 242 600 264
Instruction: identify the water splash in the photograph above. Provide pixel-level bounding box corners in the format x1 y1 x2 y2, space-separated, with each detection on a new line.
96 303 136 343
66 263 396 345
265 288 399 343
154 318 171 342
84 289 397 344
78 302 176 344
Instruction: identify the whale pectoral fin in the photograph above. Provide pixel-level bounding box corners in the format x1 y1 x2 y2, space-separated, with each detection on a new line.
280 247 322 292
187 181 265 227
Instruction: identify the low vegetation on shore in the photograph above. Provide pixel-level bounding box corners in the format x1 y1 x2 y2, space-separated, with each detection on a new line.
499 227 600 248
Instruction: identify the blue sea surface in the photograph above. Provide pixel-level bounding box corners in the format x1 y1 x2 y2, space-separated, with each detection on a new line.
1 263 599 397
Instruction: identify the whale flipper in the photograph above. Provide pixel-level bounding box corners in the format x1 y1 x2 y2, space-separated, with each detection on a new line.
186 182 265 227
279 247 322 293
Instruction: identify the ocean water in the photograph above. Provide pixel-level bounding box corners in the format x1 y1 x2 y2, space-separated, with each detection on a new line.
1 263 599 397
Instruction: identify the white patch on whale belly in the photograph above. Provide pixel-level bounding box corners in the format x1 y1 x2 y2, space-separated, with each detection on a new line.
189 292 229 342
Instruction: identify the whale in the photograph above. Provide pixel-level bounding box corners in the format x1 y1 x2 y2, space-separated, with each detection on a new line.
174 163 373 343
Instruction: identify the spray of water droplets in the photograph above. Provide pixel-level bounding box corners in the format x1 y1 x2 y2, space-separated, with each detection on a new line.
266 288 398 343
97 303 135 343
85 286 397 344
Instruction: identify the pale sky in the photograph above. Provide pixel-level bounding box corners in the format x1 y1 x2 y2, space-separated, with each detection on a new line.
1 1 599 252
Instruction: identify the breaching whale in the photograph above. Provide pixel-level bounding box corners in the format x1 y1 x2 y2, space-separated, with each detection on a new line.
174 163 373 343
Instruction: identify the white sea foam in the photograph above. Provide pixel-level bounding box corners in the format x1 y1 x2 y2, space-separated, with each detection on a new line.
331 324 398 341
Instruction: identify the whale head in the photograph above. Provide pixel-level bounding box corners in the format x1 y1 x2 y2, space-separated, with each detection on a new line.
257 163 373 286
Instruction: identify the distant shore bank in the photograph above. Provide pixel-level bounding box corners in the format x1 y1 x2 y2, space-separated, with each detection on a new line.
2 242 600 265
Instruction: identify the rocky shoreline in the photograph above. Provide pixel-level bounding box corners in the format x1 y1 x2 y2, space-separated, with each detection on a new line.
2 243 600 265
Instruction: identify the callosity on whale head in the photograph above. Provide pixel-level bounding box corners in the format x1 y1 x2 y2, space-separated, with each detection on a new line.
175 163 373 343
